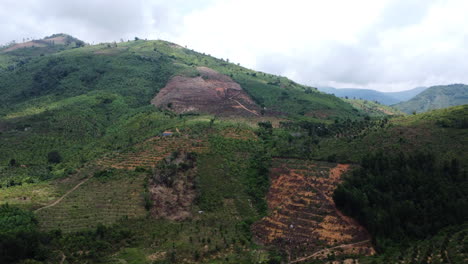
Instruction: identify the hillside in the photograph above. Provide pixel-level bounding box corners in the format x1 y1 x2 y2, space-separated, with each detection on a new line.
315 105 468 164
394 84 468 113
343 98 404 117
0 35 365 172
0 34 85 70
386 86 427 102
0 34 466 264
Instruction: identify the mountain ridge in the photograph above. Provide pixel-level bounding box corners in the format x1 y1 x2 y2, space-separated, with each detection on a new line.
393 83 468 113
317 86 428 105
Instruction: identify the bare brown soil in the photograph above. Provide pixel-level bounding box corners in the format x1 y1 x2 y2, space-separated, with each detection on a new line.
2 41 47 52
252 159 375 263
151 67 261 116
149 152 197 221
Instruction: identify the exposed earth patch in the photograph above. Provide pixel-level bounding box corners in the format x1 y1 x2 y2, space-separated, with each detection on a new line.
149 151 197 221
151 66 261 116
252 159 375 263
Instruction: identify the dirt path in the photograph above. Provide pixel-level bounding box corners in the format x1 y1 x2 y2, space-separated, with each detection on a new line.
59 251 66 264
290 240 371 264
230 98 259 116
35 176 92 213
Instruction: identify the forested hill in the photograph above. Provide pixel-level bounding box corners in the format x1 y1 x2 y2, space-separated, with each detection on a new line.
0 34 373 171
394 84 468 113
0 35 360 120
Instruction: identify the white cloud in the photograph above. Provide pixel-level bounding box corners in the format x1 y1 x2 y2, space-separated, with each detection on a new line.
1 0 467 91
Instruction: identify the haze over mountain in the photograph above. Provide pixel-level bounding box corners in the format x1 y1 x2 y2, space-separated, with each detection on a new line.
317 86 428 105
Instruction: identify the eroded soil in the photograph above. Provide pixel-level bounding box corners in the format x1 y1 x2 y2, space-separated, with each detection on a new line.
149 152 197 221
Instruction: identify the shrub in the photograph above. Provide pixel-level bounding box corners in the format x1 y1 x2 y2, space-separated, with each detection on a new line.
47 151 62 164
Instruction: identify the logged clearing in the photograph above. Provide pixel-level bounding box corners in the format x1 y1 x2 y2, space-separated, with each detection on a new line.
149 152 197 221
152 66 261 116
252 159 375 263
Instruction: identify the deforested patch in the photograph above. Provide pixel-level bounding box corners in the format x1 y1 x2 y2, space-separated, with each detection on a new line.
251 159 375 263
149 151 197 221
151 66 261 116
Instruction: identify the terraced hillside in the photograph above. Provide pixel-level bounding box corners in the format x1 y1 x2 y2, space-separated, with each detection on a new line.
33 132 209 233
35 169 147 233
98 135 207 170
252 159 375 263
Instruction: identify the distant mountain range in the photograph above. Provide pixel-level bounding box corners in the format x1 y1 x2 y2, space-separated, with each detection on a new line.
317 86 427 105
393 84 468 114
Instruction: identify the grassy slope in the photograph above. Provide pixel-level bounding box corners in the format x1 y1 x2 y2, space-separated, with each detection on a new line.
394 84 468 114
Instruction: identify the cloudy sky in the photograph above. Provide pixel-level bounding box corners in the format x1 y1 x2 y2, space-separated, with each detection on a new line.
1 0 467 91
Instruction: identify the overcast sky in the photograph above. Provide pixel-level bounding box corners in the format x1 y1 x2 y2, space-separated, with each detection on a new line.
1 0 467 92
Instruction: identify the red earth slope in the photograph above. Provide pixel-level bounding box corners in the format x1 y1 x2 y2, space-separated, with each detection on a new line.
252 159 375 263
151 67 261 116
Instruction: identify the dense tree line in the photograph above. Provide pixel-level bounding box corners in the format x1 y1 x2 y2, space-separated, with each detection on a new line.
0 204 44 263
333 152 467 251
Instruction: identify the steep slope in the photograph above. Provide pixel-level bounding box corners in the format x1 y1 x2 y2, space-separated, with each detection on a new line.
0 35 363 174
394 84 468 113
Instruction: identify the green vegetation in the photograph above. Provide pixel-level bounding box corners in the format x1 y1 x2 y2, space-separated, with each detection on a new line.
361 224 468 264
344 98 404 117
0 35 467 263
334 152 467 251
0 36 362 189
394 84 468 114
0 204 42 263
35 169 147 233
315 105 468 164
